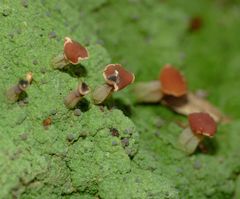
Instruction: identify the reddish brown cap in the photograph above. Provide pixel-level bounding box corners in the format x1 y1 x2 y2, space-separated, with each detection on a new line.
103 64 135 91
159 64 187 97
188 112 217 137
64 37 89 64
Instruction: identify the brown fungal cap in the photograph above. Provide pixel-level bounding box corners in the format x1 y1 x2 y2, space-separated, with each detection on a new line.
103 64 135 91
78 82 90 96
64 37 89 64
159 64 187 97
189 112 217 137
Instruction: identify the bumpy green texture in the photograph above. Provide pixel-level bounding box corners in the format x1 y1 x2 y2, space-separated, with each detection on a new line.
0 0 240 198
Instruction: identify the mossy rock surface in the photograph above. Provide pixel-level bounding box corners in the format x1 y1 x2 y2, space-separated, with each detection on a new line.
0 0 240 198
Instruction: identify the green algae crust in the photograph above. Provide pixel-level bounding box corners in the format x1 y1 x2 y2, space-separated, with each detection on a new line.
0 0 240 199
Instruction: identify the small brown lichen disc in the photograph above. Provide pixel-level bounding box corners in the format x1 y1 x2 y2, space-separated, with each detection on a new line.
189 112 217 137
64 37 89 64
160 64 187 97
103 64 135 91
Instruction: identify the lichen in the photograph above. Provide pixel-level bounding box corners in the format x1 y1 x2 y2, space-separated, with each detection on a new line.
0 0 240 198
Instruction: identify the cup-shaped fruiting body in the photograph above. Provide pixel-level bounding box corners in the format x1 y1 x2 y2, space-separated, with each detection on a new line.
160 64 187 97
134 64 187 103
52 37 89 69
179 112 217 154
92 64 135 104
64 82 90 109
6 72 33 103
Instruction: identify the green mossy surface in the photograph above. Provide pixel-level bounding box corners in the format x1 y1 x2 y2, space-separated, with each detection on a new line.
0 0 240 198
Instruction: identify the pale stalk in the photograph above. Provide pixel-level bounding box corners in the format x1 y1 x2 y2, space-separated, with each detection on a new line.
52 53 69 69
134 81 163 103
178 127 203 155
92 84 113 104
64 91 82 109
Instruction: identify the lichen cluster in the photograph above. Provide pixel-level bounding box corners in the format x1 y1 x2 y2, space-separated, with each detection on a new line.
1 0 240 198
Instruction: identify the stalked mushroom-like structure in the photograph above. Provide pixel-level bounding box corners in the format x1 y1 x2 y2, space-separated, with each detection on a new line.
52 37 89 69
92 64 135 104
64 82 90 109
178 112 217 155
134 64 228 123
6 72 33 103
134 64 187 103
